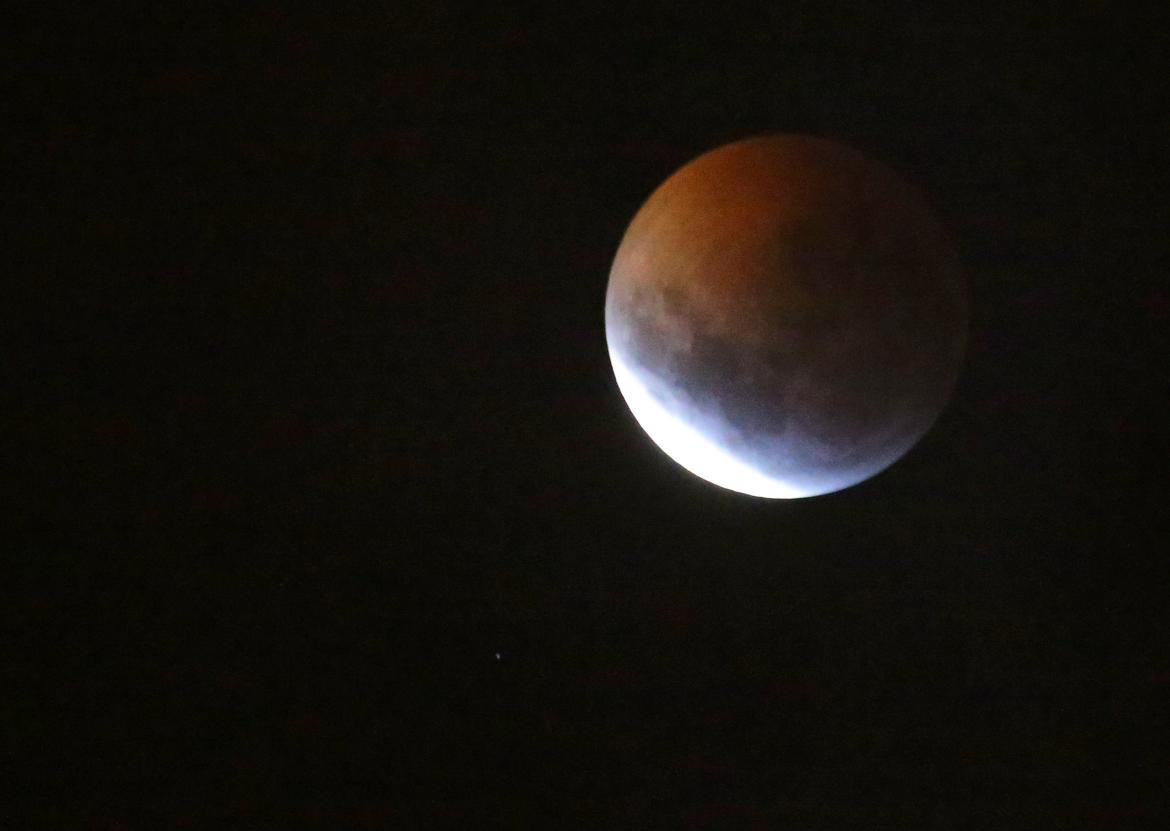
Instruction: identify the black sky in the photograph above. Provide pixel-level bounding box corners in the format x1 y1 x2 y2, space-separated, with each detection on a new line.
10 3 1169 827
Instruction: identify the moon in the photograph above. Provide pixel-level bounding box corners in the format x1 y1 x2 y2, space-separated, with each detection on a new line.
605 135 968 498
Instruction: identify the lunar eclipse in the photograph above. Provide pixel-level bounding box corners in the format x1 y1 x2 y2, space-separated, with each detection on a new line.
605 135 969 497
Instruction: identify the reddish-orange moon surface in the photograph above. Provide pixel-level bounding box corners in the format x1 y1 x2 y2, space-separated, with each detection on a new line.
605 135 968 498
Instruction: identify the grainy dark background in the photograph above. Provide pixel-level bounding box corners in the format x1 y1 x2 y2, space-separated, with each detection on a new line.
9 2 1169 827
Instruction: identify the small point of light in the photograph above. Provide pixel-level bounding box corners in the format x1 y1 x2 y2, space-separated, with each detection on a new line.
494 652 501 660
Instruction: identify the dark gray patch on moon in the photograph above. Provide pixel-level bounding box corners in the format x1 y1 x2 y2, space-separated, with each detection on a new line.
607 267 963 495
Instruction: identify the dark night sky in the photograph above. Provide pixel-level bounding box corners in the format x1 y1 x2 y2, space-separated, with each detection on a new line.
10 3 1169 827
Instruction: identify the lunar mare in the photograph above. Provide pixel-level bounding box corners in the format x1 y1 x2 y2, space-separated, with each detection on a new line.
605 135 968 498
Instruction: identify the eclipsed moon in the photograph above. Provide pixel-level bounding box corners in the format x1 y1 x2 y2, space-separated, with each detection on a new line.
605 134 968 498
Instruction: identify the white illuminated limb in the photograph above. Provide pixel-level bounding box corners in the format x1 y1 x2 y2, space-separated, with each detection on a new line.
609 347 808 499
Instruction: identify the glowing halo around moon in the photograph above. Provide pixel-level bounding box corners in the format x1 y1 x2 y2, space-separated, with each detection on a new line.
604 134 968 499
609 346 809 498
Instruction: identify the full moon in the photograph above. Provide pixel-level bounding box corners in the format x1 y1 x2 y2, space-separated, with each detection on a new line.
605 135 968 498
